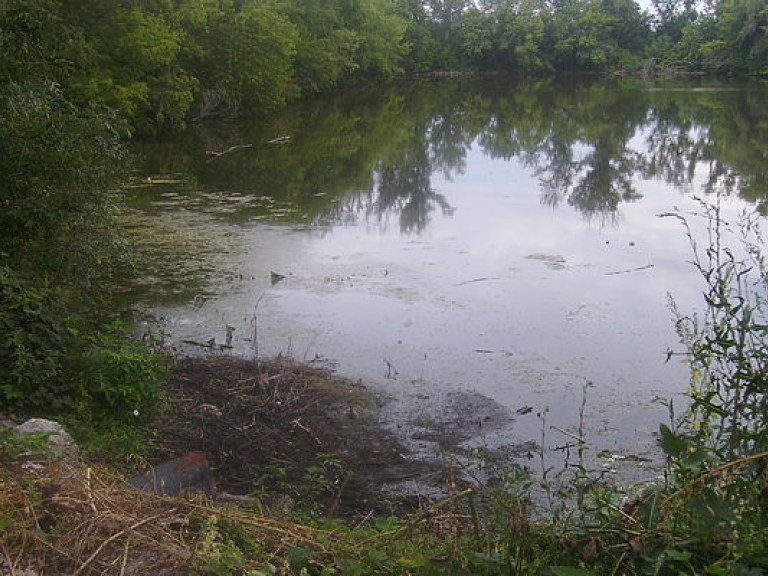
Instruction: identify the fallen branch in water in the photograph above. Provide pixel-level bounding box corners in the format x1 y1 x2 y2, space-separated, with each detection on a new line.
205 144 253 162
181 339 233 351
452 277 499 287
604 264 654 276
550 425 585 444
182 339 216 348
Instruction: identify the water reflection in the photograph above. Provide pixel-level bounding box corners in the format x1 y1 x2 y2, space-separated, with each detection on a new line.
132 77 768 230
124 77 768 487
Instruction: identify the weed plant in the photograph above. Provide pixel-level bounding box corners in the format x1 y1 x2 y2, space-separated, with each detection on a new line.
660 197 768 572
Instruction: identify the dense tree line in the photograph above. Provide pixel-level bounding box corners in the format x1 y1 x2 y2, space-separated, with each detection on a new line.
416 0 767 76
3 0 765 136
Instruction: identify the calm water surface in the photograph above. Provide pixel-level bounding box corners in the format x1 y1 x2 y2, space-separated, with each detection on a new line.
124 77 768 485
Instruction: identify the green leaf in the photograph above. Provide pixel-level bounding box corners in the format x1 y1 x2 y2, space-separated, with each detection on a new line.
659 423 686 458
395 555 428 568
288 547 310 571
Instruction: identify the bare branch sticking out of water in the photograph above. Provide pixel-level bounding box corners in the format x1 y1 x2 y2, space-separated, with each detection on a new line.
384 358 398 379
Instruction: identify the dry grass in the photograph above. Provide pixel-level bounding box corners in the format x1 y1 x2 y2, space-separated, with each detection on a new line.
0 459 486 576
0 459 346 575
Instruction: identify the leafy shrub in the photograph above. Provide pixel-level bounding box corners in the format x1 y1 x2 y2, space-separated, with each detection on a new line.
1 263 165 432
0 78 128 291
66 321 167 425
667 199 768 460
0 264 72 413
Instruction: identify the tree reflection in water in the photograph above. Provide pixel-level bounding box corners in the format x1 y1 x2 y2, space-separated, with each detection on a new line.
133 77 768 228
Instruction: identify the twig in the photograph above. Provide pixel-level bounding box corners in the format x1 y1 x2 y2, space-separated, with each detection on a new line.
550 425 586 444
119 538 130 576
85 467 98 513
72 514 163 576
328 471 353 517
216 492 260 504
452 277 498 287
291 419 323 446
1 541 18 576
604 264 654 276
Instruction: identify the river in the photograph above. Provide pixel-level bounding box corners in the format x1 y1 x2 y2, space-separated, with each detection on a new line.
121 76 768 491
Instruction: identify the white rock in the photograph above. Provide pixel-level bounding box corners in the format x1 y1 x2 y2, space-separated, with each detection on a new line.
15 418 79 460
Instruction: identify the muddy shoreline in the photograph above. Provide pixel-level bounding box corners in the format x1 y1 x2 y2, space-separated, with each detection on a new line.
152 355 542 516
152 355 659 518
152 356 472 516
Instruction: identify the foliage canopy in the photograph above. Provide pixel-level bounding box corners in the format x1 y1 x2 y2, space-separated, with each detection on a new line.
4 0 764 134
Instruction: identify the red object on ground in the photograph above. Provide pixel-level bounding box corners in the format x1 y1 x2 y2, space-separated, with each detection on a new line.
127 451 214 496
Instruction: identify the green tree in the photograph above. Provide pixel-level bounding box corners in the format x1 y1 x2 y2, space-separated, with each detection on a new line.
286 0 360 94
549 0 652 71
412 0 470 68
602 0 651 67
103 7 192 129
0 0 93 84
175 0 299 114
457 6 497 68
551 0 614 70
346 0 408 77
395 0 445 71
213 1 298 111
498 0 552 72
427 0 470 45
57 0 195 132
648 0 711 71
0 83 126 285
0 1 127 284
703 0 768 73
